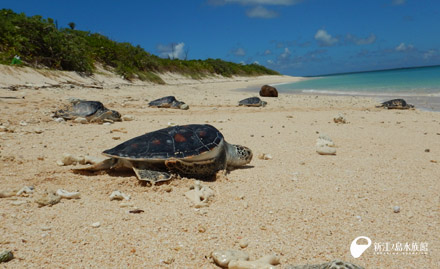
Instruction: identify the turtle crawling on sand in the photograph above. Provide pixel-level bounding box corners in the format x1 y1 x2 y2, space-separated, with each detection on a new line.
148 96 189 110
54 99 121 123
75 124 253 184
376 99 414 109
238 97 267 107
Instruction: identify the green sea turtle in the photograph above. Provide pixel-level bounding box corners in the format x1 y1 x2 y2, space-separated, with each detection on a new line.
75 124 253 184
148 96 189 110
238 97 267 107
54 100 121 123
376 99 414 109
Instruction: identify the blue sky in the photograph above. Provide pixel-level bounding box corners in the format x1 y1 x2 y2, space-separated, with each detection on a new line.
2 0 440 76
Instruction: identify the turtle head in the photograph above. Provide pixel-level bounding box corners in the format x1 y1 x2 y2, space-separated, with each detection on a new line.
179 103 189 110
109 110 122 121
172 100 189 110
226 143 253 167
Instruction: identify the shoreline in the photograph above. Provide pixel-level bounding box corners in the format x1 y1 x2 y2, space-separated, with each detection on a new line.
239 82 440 112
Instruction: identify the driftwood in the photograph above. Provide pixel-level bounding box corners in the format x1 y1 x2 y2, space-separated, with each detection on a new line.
0 96 24 99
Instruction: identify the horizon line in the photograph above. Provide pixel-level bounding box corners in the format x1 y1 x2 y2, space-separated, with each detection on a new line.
306 64 440 78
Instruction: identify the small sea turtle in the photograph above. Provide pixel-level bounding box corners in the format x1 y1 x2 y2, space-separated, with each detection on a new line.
149 96 189 110
238 97 267 107
376 99 414 109
54 100 121 123
75 124 252 184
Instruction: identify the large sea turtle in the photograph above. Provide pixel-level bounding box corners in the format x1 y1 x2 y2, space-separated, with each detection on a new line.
376 99 414 109
54 100 121 123
238 97 267 107
75 124 253 184
148 96 189 110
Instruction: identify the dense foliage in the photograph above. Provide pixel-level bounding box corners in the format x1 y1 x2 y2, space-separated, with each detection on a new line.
0 9 279 83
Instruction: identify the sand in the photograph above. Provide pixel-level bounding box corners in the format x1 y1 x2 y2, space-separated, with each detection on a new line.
0 65 439 268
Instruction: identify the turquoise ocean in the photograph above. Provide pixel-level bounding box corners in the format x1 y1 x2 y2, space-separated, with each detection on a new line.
276 65 440 111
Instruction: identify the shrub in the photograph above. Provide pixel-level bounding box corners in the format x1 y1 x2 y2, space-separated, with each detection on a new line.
0 9 279 83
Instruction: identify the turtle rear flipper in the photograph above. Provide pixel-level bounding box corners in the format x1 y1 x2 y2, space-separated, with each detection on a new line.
132 167 173 185
73 158 118 172
54 108 75 120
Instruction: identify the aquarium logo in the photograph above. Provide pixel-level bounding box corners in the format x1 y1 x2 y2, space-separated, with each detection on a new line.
350 236 372 258
350 236 429 258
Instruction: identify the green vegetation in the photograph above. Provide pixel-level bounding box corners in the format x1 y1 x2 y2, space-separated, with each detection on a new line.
0 9 279 83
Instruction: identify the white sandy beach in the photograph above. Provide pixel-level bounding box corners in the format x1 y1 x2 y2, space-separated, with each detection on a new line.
0 65 438 268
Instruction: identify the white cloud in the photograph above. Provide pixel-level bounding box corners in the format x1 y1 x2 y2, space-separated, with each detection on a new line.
314 29 338 46
395 42 414 52
392 0 406 5
253 60 260 65
269 48 328 70
211 0 302 5
157 42 186 59
346 33 376 45
423 49 437 59
246 6 278 18
264 49 272 55
208 0 303 18
280 47 291 59
232 47 246 56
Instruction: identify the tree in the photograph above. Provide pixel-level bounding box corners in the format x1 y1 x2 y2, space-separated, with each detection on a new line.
184 47 190 60
170 42 176 59
68 22 75 30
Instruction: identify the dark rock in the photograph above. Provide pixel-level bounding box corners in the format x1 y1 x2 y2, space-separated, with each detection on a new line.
259 85 278 97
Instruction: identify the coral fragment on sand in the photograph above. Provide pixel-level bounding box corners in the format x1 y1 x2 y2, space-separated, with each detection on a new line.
316 134 336 155
258 153 273 160
110 190 131 201
333 113 348 124
57 153 105 166
56 189 80 199
34 191 61 207
185 181 214 208
211 249 249 268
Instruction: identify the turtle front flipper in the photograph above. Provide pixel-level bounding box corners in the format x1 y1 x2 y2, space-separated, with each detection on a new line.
132 167 173 185
89 110 114 123
165 158 225 179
